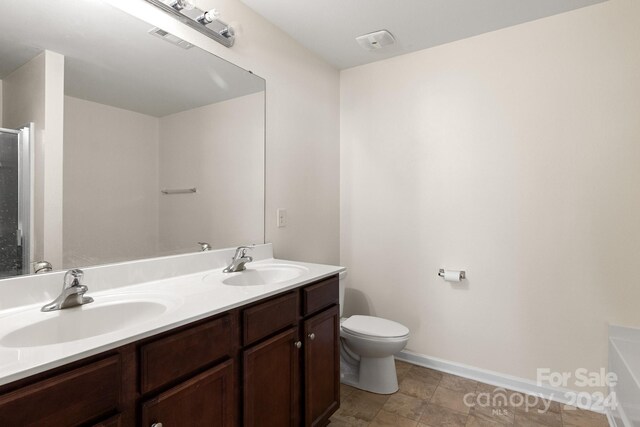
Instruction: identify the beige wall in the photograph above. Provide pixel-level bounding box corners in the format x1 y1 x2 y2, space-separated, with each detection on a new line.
106 0 340 265
2 51 64 269
42 52 65 270
159 92 264 252
64 93 263 266
63 96 160 267
341 0 640 392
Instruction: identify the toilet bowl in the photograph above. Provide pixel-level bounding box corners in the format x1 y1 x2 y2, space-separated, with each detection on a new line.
338 271 410 394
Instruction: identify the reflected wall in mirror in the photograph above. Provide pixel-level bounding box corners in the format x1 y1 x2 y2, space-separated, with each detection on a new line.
0 0 265 279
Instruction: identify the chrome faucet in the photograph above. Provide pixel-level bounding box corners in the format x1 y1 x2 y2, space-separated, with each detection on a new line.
198 242 212 252
33 261 53 274
223 246 253 273
41 269 94 312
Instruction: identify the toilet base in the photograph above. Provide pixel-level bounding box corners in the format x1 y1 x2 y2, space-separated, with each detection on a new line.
340 353 399 395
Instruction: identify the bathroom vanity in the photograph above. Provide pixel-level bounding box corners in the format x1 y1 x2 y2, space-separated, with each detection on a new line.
0 245 343 426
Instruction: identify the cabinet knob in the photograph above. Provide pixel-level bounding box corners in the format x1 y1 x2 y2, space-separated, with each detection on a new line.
295 341 302 349
308 333 316 341
151 423 163 427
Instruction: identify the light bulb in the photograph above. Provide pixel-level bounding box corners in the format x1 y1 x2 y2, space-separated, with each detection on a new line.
196 9 220 24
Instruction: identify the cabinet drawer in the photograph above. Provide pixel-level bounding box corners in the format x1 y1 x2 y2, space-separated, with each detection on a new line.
142 360 235 427
243 291 298 346
0 355 120 426
140 314 233 394
302 275 339 316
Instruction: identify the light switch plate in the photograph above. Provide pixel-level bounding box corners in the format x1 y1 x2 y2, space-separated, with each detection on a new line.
277 208 287 228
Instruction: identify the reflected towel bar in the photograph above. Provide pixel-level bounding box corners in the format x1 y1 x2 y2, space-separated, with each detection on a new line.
161 188 197 195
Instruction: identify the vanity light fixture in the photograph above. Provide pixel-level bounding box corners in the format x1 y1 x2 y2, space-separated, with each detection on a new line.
169 0 195 11
145 0 236 47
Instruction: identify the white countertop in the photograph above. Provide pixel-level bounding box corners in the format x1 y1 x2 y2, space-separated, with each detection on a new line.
0 256 344 387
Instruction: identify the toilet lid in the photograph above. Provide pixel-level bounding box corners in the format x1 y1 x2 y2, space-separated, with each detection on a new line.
341 315 409 338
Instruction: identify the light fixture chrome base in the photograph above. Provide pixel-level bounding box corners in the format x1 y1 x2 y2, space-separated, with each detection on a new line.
143 0 235 48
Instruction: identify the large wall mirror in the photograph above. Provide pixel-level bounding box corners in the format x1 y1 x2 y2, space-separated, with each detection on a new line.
0 0 265 279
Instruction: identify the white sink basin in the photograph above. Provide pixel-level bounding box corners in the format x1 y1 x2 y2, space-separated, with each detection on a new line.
0 296 176 348
204 263 309 286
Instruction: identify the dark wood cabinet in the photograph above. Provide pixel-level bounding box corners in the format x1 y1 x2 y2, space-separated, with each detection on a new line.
141 360 235 427
243 328 300 427
0 274 340 427
304 305 340 426
302 276 339 316
92 414 122 427
242 276 340 427
0 355 121 427
243 291 298 346
140 313 234 394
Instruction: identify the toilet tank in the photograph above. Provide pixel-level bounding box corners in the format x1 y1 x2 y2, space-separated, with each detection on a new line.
339 270 347 317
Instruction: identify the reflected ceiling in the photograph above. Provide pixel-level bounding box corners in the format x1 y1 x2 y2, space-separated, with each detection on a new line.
0 0 263 116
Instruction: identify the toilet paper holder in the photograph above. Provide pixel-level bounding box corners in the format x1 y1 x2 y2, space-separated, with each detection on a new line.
438 269 466 280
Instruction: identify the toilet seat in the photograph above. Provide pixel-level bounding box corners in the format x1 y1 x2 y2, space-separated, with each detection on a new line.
341 328 409 344
341 315 409 339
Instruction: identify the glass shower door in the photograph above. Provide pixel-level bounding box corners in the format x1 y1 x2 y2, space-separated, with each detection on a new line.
0 125 31 277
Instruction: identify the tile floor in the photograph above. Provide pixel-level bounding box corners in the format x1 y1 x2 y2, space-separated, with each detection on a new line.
329 360 610 427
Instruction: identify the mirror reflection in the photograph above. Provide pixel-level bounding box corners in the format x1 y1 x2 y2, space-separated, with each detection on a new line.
0 0 265 279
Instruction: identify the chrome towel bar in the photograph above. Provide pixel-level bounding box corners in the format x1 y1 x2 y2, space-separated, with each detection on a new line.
161 188 197 195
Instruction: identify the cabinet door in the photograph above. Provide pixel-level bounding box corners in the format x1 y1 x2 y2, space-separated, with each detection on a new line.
141 360 234 427
0 356 120 427
92 414 121 427
243 327 300 427
304 305 340 426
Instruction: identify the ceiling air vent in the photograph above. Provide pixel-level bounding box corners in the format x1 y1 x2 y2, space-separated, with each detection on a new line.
355 30 396 51
148 27 194 49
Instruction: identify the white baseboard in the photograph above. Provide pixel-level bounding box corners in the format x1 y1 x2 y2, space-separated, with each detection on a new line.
606 408 620 427
606 386 633 427
396 349 610 418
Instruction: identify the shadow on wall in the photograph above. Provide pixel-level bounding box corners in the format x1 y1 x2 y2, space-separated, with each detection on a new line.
344 277 470 318
343 288 374 317
448 279 470 291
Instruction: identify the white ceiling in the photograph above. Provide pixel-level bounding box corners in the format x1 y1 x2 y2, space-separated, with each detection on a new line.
0 0 264 117
240 0 607 69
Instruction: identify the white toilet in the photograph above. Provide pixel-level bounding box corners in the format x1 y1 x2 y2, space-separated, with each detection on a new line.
338 271 410 394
